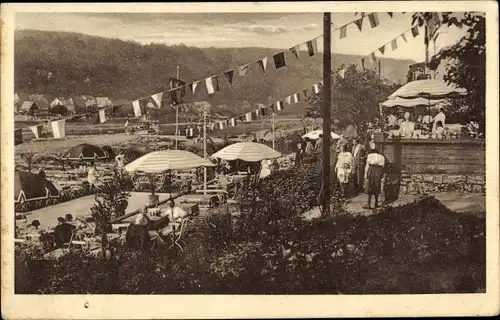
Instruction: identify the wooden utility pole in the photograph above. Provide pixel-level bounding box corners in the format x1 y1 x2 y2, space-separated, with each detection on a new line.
175 66 180 149
322 13 332 217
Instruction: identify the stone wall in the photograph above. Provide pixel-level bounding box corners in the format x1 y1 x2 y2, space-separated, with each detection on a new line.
399 173 485 195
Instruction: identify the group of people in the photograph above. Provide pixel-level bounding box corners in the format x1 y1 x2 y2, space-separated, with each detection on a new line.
386 108 447 139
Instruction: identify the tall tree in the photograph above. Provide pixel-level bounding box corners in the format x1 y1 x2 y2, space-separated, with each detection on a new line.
307 64 400 132
413 12 486 134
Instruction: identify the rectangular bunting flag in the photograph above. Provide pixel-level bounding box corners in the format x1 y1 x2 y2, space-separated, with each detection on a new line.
99 109 107 123
223 69 234 85
218 121 227 130
276 100 285 111
307 38 318 56
273 52 286 69
245 112 252 122
205 75 219 95
239 64 251 76
285 96 292 104
260 106 269 116
251 110 258 120
361 58 366 70
340 26 347 39
228 118 237 127
313 84 320 94
289 46 300 59
132 100 143 117
391 38 398 51
292 93 300 103
51 119 66 139
257 57 268 73
411 25 419 37
368 13 380 28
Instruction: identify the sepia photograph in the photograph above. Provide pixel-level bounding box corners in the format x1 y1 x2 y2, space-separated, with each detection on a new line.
1 2 498 319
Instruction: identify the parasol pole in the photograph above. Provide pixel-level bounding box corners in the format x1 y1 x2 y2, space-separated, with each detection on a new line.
272 112 275 150
203 109 207 196
322 12 332 217
175 65 180 150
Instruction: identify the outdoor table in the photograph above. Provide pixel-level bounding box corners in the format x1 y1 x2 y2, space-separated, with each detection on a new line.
179 194 218 207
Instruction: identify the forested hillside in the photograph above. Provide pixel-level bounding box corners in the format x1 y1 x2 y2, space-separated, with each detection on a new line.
15 29 414 116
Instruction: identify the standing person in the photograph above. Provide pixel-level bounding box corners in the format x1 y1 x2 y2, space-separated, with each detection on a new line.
115 153 125 169
432 107 446 132
315 134 324 154
87 161 99 189
259 159 272 180
363 147 386 210
335 144 355 197
352 137 367 193
335 134 348 155
295 138 304 167
399 112 416 138
304 137 315 155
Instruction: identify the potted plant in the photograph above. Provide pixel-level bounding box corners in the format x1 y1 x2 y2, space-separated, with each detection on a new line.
147 173 159 206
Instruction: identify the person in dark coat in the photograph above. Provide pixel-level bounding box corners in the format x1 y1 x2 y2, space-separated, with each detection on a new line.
351 137 367 193
125 212 150 251
363 147 386 210
53 217 76 248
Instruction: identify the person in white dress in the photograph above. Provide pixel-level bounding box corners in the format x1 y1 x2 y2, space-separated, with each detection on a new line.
259 159 272 179
87 161 99 188
432 107 446 133
335 144 355 197
115 153 125 169
398 112 416 138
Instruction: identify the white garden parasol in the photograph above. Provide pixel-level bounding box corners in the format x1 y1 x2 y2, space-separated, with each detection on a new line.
211 142 281 162
124 150 215 174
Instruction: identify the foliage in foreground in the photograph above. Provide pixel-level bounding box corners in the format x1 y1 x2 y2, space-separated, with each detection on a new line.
16 163 485 294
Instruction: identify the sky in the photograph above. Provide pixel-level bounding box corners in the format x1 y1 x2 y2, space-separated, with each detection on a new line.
15 12 466 63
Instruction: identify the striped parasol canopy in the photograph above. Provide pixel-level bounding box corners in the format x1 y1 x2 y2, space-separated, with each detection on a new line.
211 142 281 162
388 79 467 100
14 171 60 203
60 143 108 161
124 150 215 173
381 96 445 108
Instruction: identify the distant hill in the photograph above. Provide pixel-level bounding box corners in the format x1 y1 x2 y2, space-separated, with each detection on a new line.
14 29 414 117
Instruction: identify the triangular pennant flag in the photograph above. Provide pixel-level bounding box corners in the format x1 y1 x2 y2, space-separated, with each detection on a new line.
368 13 380 28
239 64 251 76
285 96 292 104
273 52 286 69
276 100 285 111
151 92 163 108
223 69 234 85
387 12 393 18
257 57 268 73
340 25 347 39
228 118 237 127
205 75 219 95
354 17 364 31
29 124 43 139
306 38 318 56
313 83 320 94
379 45 386 55
289 46 300 59
188 81 199 95
401 32 407 42
339 68 346 79
411 25 419 37
245 112 252 122
132 100 143 117
370 52 377 63
124 120 129 128
51 119 66 139
391 38 398 51
293 93 300 104
361 58 366 70
99 109 107 123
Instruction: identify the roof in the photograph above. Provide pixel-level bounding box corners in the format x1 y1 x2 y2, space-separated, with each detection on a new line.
20 101 36 112
96 97 112 107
